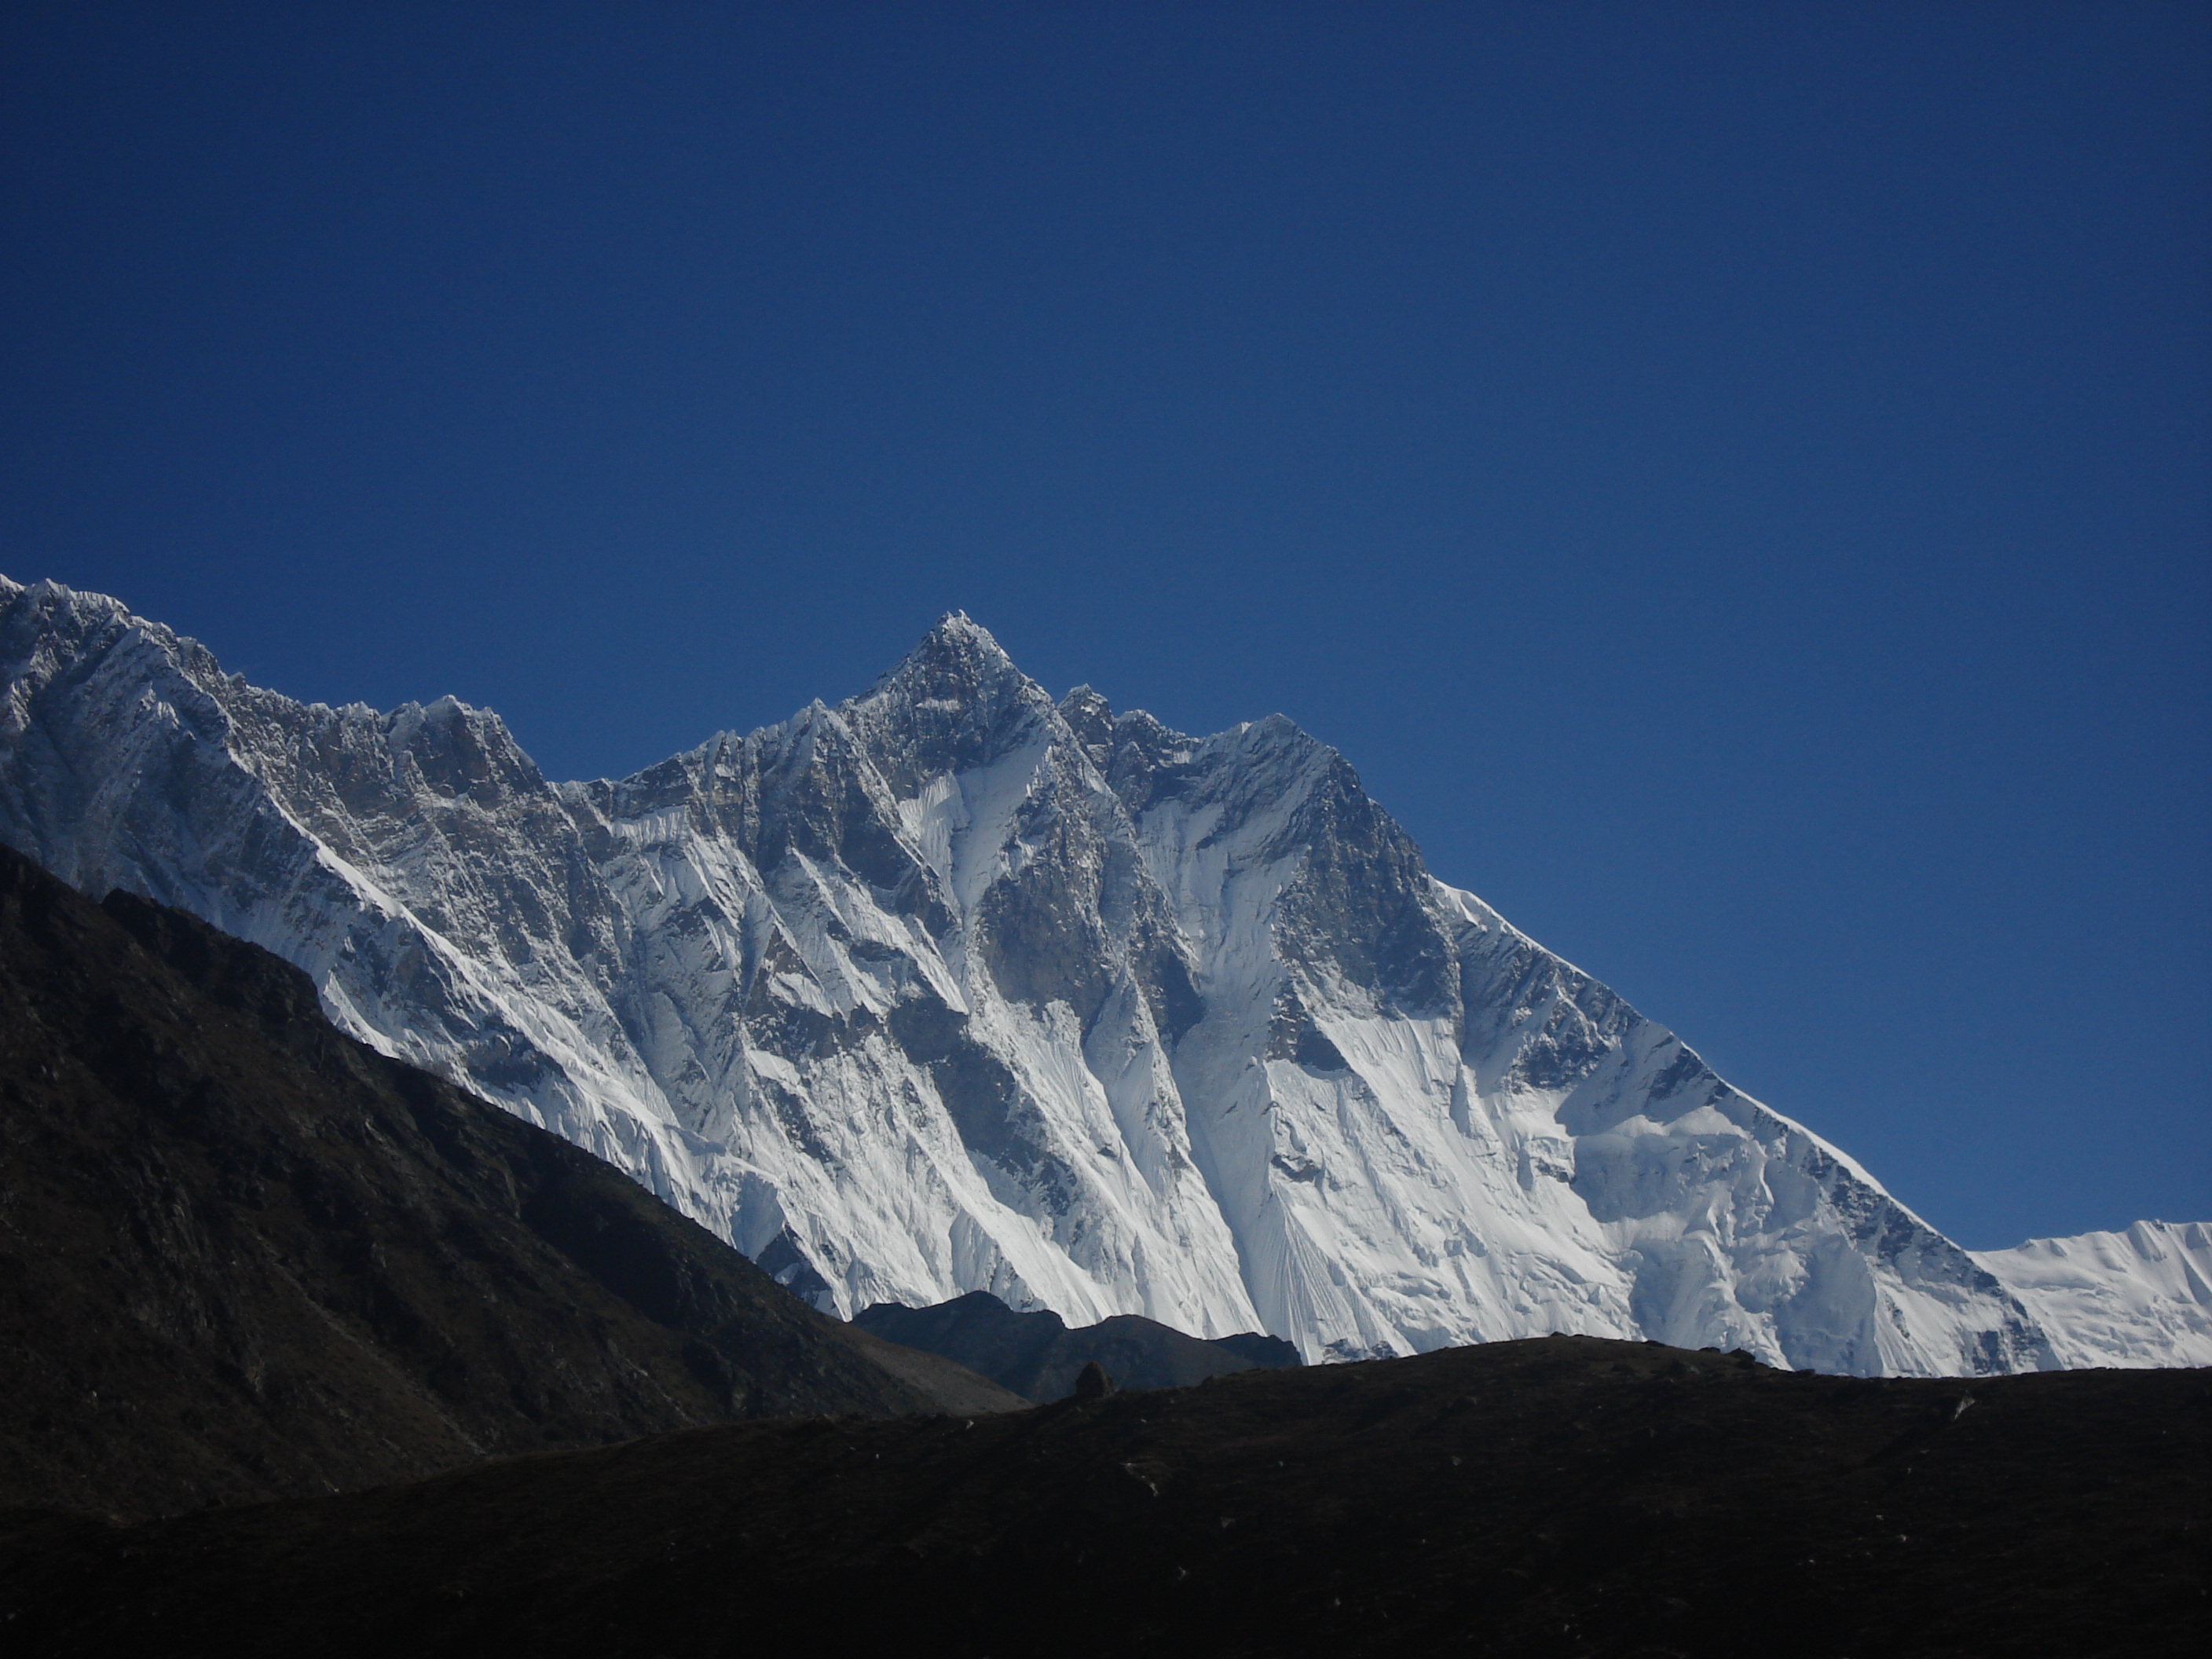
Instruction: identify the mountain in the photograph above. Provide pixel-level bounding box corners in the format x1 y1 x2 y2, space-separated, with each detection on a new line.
2 1337 2201 1658
0 840 1018 1518
1975 1221 2212 1370
854 1290 1299 1401
0 574 2180 1375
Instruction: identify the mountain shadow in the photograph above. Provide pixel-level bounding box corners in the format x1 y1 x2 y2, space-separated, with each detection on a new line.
0 843 1020 1520
855 1289 1299 1401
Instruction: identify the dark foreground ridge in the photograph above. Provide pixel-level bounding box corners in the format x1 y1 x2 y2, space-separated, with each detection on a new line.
0 844 1020 1518
855 1287 1300 1400
2 1336 2202 1658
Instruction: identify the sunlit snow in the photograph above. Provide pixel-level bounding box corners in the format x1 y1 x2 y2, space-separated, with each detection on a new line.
2 578 2196 1374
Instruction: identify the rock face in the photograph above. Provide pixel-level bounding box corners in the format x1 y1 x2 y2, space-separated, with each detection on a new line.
0 574 2150 1375
854 1291 1300 1401
0 840 1023 1517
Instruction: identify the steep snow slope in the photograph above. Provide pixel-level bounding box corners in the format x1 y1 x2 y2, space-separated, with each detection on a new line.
1976 1222 2212 1369
0 575 2083 1372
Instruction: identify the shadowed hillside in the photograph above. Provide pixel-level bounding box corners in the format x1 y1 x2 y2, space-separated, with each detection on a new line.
855 1288 1298 1399
1 1335 2199 1657
0 844 1019 1518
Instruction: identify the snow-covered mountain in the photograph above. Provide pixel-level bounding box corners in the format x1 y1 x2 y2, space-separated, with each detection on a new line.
0 575 2188 1375
1975 1221 2212 1370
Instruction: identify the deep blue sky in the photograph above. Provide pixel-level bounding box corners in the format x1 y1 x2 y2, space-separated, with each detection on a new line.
3 3 2205 1249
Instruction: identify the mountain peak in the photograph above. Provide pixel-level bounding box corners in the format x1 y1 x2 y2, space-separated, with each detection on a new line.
835 614 1056 787
1057 685 1115 764
0 576 2155 1377
851 613 1042 712
910 610 1017 673
2 573 134 643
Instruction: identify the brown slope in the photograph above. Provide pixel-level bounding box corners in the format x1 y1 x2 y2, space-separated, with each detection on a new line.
0 843 1019 1519
0 1335 2200 1659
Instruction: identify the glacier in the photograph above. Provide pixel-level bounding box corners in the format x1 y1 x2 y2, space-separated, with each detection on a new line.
0 573 2194 1374
1974 1221 2212 1370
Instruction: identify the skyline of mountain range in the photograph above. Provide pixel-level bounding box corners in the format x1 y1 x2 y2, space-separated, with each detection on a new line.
2 572 2204 1375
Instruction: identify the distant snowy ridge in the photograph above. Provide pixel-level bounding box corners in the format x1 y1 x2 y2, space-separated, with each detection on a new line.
1975 1222 2212 1369
0 573 2182 1374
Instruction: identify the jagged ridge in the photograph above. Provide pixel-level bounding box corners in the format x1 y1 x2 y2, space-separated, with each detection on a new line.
2 575 2178 1373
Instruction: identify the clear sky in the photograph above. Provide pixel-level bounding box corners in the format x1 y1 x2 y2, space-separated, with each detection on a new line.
2 3 2205 1250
